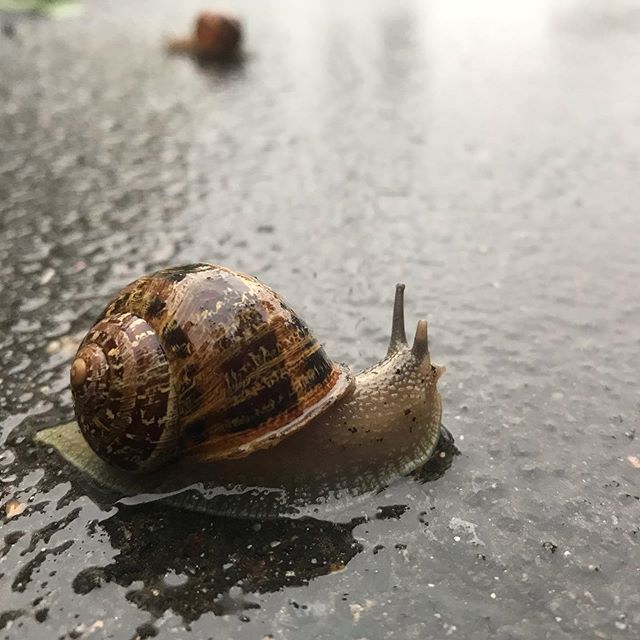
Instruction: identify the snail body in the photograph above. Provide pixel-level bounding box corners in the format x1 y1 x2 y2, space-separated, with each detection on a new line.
37 263 447 518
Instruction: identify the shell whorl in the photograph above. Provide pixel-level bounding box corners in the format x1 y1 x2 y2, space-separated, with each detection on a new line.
70 264 353 472
70 313 179 472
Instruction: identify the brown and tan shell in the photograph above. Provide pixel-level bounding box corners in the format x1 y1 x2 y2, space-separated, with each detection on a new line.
70 264 353 473
167 12 242 60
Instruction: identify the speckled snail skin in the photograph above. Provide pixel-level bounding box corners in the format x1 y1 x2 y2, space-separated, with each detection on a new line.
37 263 446 517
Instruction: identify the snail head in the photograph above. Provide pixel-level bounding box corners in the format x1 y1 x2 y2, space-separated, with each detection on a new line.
386 284 445 385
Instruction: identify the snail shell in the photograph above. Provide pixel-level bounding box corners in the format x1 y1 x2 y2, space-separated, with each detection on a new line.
167 12 242 60
69 264 352 473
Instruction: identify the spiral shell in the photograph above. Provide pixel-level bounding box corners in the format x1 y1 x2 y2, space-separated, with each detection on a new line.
194 12 242 58
70 264 353 473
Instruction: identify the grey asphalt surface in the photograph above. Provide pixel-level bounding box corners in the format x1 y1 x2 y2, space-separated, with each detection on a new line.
1 1 639 639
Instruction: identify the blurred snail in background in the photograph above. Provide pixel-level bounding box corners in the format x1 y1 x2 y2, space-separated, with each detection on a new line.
37 263 447 518
167 11 242 60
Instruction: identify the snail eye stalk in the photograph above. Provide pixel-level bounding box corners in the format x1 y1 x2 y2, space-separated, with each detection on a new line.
387 283 407 356
411 319 430 363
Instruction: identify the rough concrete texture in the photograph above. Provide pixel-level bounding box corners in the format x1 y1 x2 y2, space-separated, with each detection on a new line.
1 0 639 638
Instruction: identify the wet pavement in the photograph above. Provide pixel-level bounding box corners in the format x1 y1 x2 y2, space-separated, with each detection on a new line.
1 0 639 638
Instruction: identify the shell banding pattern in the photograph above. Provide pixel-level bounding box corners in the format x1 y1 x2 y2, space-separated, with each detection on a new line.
71 264 351 472
71 313 178 472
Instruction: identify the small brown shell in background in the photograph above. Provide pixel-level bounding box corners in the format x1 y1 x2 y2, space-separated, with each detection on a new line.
167 11 242 60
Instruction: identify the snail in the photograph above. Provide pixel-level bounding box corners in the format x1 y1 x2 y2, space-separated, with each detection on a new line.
167 12 242 60
37 263 448 518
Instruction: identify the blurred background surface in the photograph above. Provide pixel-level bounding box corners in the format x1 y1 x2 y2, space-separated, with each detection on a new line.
0 1 639 638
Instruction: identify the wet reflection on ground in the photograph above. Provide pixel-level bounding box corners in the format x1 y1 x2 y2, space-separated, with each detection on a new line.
75 506 362 623
68 435 457 625
1 423 456 634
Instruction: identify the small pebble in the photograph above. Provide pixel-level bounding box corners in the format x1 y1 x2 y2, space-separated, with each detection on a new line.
4 498 25 519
